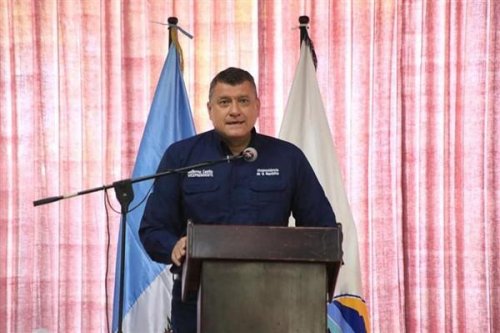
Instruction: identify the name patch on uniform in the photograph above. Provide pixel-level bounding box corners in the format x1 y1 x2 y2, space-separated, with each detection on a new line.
187 169 214 178
256 168 280 176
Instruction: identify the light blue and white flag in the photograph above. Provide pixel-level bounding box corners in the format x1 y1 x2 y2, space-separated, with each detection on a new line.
112 40 196 333
279 37 370 332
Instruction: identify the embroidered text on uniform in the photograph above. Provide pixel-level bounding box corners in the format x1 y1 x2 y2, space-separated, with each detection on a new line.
256 168 280 176
187 169 214 178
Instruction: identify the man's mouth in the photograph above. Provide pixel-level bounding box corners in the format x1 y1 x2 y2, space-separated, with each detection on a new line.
226 121 244 125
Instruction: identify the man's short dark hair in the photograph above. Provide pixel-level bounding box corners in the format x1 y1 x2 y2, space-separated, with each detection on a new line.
208 67 257 100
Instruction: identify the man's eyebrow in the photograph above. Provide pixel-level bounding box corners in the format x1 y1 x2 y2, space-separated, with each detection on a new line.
216 94 251 100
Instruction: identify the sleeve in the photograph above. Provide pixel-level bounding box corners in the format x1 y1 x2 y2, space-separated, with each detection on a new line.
139 145 186 264
291 150 337 227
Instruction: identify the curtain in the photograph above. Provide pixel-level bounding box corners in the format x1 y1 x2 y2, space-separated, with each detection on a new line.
0 0 498 332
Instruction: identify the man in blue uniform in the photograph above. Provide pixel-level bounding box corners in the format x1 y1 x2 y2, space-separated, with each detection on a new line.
139 67 336 333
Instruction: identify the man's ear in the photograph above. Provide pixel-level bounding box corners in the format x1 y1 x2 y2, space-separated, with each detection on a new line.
207 101 213 120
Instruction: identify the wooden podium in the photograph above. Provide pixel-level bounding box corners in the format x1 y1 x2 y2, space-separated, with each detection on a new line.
181 223 343 333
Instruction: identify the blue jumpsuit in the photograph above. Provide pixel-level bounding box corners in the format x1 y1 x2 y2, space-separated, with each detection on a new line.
139 128 336 333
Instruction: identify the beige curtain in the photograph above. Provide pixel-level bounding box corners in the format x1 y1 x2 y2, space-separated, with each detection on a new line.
0 0 498 332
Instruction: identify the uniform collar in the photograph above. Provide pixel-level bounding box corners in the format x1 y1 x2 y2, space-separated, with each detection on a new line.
213 128 258 156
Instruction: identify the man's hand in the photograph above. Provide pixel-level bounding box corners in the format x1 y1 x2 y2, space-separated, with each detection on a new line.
171 236 187 266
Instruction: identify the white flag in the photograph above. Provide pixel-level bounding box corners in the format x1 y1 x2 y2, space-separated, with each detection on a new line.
279 39 370 332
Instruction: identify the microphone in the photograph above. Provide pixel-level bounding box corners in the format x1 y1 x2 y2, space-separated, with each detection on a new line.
242 147 258 162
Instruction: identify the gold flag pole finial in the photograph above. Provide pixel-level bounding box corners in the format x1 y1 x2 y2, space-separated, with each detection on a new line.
167 17 184 72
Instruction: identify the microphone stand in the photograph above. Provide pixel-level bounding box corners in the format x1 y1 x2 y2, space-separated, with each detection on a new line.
33 153 243 333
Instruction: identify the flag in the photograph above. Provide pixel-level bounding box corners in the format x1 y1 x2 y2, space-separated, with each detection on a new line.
279 38 370 332
112 40 196 332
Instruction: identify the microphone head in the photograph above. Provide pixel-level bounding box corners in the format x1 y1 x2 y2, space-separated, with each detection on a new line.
242 147 258 162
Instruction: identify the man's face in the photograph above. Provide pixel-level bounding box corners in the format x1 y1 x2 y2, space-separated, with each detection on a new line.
207 81 260 144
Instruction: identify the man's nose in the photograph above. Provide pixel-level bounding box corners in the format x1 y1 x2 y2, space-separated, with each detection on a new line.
228 101 241 115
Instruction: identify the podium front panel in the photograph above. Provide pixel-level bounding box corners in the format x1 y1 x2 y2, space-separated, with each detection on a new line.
183 224 342 301
198 261 327 333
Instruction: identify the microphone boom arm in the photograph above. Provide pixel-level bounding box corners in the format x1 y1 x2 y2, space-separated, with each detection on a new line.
33 154 240 207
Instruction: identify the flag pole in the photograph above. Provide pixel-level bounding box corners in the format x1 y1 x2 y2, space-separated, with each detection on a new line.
116 17 181 332
298 15 317 70
116 17 180 333
115 16 180 333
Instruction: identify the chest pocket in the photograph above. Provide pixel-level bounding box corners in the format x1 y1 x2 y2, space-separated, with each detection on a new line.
183 179 219 194
182 178 220 217
182 178 222 223
250 178 287 204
